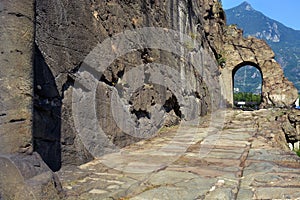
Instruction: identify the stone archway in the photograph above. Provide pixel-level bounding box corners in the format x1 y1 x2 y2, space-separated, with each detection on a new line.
232 62 263 107
220 25 298 107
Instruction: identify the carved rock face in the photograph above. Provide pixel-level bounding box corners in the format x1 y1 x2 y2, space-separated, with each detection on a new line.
35 0 221 164
1 0 297 173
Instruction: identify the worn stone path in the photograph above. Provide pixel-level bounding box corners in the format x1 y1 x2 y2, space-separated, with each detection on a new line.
58 109 300 199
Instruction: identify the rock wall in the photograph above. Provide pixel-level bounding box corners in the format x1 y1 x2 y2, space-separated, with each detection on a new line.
1 0 299 198
1 0 297 174
0 2 63 198
35 0 224 167
0 0 34 154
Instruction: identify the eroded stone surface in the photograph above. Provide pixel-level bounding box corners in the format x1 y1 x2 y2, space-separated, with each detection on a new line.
58 109 300 199
0 153 63 199
35 0 223 165
0 0 34 154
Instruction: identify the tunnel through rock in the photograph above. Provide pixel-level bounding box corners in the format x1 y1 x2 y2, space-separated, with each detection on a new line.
232 63 263 110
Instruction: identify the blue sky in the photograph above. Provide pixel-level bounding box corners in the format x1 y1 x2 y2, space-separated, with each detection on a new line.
222 0 300 30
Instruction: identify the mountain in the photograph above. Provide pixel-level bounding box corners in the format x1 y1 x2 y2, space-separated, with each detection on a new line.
225 1 300 93
234 66 262 94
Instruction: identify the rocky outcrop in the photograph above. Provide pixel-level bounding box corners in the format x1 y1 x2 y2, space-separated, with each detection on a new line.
1 0 298 180
0 153 63 199
282 109 300 150
35 0 224 165
0 1 64 198
0 1 299 199
258 108 300 151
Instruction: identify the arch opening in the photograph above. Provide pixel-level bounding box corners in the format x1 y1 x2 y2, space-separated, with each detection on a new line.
232 63 263 110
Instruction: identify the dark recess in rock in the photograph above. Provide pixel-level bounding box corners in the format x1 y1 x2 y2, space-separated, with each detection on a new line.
163 94 182 118
9 118 26 123
33 44 62 172
131 109 151 119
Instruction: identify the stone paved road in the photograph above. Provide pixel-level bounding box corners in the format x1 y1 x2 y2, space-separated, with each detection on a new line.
58 109 300 199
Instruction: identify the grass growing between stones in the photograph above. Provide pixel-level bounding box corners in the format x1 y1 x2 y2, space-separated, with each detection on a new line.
157 125 179 136
294 149 300 157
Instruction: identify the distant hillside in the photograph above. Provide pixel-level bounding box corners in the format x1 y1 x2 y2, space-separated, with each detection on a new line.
234 66 262 94
225 1 300 93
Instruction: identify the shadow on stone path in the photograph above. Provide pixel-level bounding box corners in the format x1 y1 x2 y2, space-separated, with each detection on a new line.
57 109 300 200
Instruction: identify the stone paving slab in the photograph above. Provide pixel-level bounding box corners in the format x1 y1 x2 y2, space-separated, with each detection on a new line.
57 109 300 199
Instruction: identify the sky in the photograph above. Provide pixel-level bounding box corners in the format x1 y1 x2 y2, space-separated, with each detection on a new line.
222 0 300 30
